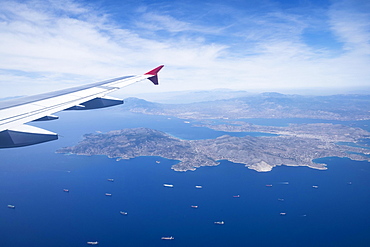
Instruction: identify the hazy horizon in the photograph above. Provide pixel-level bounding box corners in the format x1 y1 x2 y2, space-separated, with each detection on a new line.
2 86 370 105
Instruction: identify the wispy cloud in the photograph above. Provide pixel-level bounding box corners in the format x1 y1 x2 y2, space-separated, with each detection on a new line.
328 0 370 54
137 13 192 33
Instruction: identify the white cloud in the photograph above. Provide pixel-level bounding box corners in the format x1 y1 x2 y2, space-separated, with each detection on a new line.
0 0 369 99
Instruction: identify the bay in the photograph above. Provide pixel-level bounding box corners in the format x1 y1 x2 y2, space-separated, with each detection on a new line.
1 109 370 246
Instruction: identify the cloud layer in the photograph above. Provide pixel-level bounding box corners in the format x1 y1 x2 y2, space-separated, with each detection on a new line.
0 0 369 97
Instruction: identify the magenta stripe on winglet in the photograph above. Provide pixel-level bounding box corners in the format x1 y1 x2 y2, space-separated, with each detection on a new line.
145 65 164 75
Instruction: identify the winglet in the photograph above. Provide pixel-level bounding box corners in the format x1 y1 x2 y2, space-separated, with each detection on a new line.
145 65 164 85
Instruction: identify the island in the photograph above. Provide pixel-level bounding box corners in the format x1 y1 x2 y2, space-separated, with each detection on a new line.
57 124 370 172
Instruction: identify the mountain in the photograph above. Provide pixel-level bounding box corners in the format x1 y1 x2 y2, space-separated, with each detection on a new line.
122 93 370 121
130 89 254 104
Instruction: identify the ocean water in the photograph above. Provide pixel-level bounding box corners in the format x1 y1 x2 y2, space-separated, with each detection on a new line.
1 110 370 247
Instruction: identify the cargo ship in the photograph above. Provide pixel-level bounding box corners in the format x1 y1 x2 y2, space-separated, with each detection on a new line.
87 241 98 245
161 236 174 240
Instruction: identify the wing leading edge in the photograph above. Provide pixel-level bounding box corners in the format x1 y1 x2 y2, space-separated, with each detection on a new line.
0 65 164 148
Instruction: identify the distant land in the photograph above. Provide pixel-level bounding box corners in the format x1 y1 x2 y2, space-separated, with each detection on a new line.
128 89 254 104
121 93 370 120
124 88 370 104
58 92 370 172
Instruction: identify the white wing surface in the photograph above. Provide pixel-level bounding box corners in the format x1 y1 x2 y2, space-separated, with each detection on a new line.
0 65 164 148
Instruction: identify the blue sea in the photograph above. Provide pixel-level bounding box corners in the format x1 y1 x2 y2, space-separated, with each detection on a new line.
1 109 370 247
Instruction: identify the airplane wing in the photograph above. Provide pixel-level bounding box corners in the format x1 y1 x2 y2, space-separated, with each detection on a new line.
0 65 164 148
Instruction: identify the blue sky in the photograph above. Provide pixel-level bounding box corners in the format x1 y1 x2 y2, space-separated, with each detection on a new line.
0 0 369 97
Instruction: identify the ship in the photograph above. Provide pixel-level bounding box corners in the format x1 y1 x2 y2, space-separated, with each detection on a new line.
63 189 69 192
233 195 240 198
156 161 161 164
312 185 319 189
191 205 198 208
161 236 174 240
87 241 98 245
105 193 112 196
120 211 128 215
107 178 114 182
7 205 15 209
214 221 225 225
280 212 286 216
278 198 284 201
266 184 273 187
163 184 174 188
195 185 202 189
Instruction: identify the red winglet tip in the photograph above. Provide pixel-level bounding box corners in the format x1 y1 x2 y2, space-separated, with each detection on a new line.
145 65 164 76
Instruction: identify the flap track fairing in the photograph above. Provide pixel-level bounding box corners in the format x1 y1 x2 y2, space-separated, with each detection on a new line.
0 125 58 148
65 96 123 110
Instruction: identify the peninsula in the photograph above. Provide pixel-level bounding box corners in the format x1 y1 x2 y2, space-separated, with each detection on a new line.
57 124 370 172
